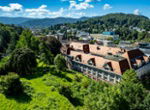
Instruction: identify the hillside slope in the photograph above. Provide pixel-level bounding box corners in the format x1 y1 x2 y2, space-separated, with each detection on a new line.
0 66 90 110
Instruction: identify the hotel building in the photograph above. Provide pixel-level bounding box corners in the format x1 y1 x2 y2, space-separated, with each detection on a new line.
61 42 150 83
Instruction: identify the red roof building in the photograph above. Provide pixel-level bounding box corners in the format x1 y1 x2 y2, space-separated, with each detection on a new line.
61 42 150 83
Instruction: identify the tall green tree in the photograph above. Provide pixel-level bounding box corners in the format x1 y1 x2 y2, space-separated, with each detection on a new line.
54 54 67 71
39 42 54 65
41 36 62 56
16 29 39 53
8 48 37 75
119 70 146 110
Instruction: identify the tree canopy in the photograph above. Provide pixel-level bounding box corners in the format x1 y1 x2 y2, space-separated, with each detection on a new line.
54 54 67 71
8 48 37 75
41 36 62 56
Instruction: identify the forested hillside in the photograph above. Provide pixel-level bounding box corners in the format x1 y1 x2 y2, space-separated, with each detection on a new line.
49 13 150 41
0 17 31 25
0 17 88 28
80 13 150 31
20 17 88 28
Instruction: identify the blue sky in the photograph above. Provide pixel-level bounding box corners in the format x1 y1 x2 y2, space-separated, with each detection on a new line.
0 0 149 18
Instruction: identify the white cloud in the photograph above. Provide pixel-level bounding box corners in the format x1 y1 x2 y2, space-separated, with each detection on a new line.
85 0 92 2
103 4 112 10
66 12 85 18
0 3 90 18
60 0 69 2
0 3 22 12
25 5 64 18
78 0 84 1
69 0 94 10
134 9 141 15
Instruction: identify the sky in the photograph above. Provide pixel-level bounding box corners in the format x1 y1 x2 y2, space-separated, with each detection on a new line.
0 0 149 18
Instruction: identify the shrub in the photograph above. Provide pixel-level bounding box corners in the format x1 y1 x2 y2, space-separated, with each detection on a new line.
141 73 150 86
0 66 8 75
22 81 34 97
0 73 23 95
59 85 72 100
74 74 82 82
0 56 10 75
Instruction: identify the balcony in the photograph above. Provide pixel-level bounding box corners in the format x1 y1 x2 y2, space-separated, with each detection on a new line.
72 60 122 83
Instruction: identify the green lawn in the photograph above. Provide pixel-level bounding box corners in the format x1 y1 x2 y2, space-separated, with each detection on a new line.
0 66 90 110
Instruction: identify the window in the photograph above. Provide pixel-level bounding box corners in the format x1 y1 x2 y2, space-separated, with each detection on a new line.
88 68 91 74
109 78 114 82
107 52 112 55
93 71 96 75
109 75 115 82
104 75 108 80
103 63 113 71
83 68 86 71
88 58 96 66
97 46 100 50
98 73 102 78
75 55 82 62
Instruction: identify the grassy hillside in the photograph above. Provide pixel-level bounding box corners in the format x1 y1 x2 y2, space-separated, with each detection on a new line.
0 64 92 110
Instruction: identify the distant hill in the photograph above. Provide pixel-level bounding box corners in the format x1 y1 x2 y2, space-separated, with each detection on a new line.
0 13 149 30
0 17 32 25
49 13 150 41
20 17 88 28
51 13 150 31
78 13 150 31
0 16 89 28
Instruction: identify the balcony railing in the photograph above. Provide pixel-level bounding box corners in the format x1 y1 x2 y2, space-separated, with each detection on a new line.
72 60 121 83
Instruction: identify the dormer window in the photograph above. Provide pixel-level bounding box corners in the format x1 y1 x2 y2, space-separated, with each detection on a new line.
107 52 113 55
97 46 100 50
141 59 145 65
75 55 82 62
103 62 113 71
143 56 150 63
87 58 96 66
136 56 145 67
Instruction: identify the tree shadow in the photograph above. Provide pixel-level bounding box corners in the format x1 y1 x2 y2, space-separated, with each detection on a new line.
5 92 32 103
69 97 83 107
50 70 72 82
140 74 150 90
65 69 76 74
59 86 83 106
22 67 50 80
22 66 73 82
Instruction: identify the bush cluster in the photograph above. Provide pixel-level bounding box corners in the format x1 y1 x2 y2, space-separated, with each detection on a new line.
0 73 23 95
